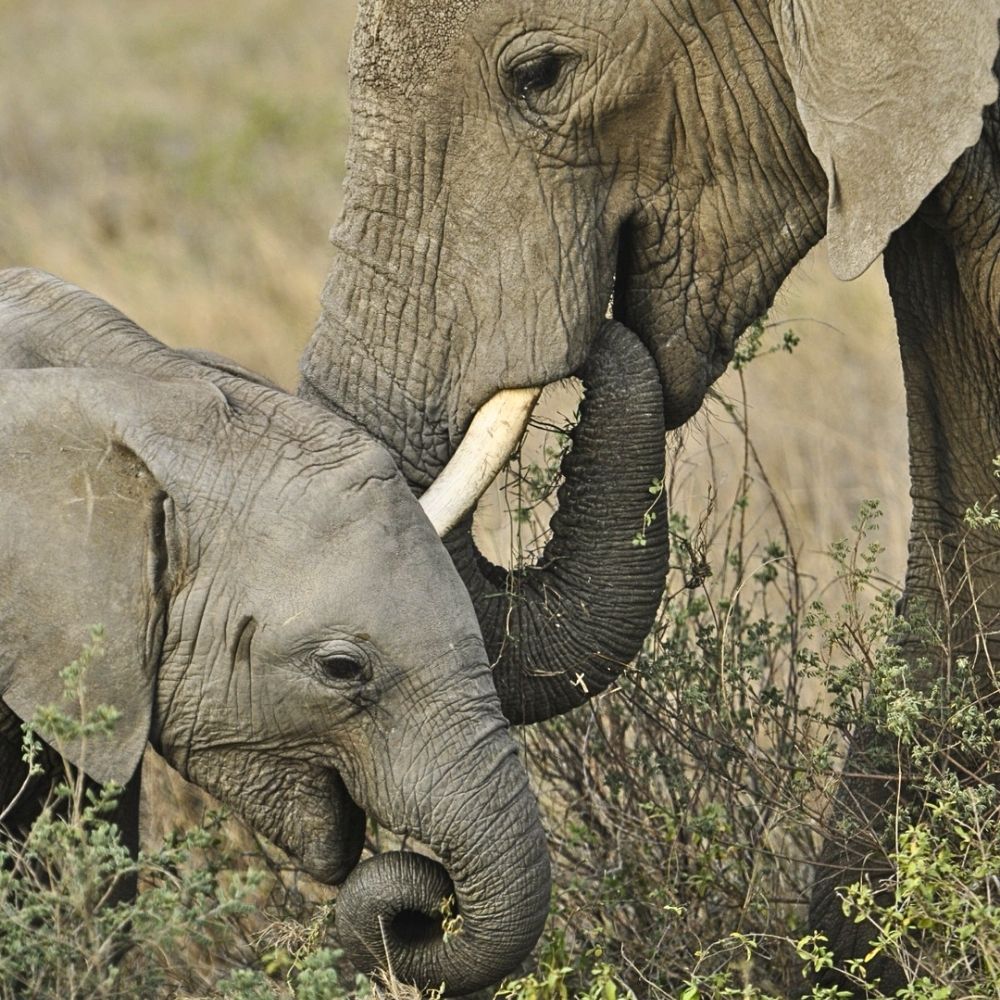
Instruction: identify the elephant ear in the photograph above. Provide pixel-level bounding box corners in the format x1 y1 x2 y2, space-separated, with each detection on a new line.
0 369 219 786
772 0 1000 279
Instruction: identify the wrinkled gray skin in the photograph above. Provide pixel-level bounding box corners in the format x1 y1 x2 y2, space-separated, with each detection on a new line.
0 267 550 995
297 0 1000 991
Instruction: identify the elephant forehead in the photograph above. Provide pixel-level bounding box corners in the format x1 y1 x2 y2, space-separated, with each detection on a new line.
351 0 486 94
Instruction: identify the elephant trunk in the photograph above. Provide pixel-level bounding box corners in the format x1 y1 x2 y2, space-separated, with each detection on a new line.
445 321 668 723
301 201 668 725
335 720 551 995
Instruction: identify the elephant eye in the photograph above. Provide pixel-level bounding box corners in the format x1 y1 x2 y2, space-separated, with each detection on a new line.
512 53 563 103
318 656 365 682
313 644 371 686
501 43 577 117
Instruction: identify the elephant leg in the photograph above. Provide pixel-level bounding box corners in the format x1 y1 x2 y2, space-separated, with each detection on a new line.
809 100 1000 993
102 767 142 903
1 701 141 903
807 726 904 995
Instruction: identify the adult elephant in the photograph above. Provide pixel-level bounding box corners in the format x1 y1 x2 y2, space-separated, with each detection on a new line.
808 63 1000 994
0 267 551 995
300 0 997 476
298 0 997 721
296 0 1000 990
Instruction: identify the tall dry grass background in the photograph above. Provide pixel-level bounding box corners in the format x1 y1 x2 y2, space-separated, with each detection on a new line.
0 1 916 993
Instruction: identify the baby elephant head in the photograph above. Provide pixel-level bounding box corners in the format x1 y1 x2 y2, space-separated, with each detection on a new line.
0 353 549 994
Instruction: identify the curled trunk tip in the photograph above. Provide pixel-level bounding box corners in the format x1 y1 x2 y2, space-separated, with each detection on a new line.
336 848 550 996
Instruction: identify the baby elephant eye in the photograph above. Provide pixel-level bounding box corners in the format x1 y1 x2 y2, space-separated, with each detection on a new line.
314 649 369 684
319 655 365 681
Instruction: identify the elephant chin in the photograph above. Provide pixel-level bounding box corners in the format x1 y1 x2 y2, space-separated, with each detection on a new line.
644 324 726 431
612 244 733 432
181 750 367 887
283 767 368 886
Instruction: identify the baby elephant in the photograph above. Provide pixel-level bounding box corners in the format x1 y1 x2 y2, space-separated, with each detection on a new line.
0 267 550 995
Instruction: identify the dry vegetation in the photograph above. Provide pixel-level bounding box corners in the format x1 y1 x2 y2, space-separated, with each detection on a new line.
1 2 931 996
0 0 354 387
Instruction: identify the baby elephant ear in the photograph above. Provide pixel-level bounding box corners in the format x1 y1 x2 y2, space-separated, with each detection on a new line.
773 0 1000 279
0 369 212 786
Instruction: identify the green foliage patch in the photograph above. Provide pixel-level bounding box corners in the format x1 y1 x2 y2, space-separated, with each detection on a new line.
0 629 365 1000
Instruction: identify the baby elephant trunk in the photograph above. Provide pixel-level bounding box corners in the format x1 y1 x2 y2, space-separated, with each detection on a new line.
335 722 550 995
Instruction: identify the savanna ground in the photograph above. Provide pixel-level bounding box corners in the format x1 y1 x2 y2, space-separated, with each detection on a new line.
8 3 972 998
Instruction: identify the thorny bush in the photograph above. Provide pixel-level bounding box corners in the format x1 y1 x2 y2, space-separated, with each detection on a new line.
501 321 1000 999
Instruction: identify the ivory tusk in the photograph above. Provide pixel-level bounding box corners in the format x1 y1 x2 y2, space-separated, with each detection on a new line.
419 386 543 538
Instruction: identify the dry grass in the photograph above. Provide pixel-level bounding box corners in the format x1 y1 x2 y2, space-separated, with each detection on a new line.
0 0 355 388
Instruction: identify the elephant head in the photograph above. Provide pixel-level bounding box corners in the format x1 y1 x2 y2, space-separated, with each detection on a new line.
298 2 998 711
303 0 997 454
0 270 550 994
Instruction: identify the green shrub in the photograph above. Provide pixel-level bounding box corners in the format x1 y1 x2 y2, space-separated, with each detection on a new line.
0 628 365 1000
503 325 1000 999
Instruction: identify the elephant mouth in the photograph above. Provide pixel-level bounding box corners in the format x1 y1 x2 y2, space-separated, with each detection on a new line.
418 311 704 538
417 385 544 537
640 322 733 431
608 234 734 432
298 765 368 886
